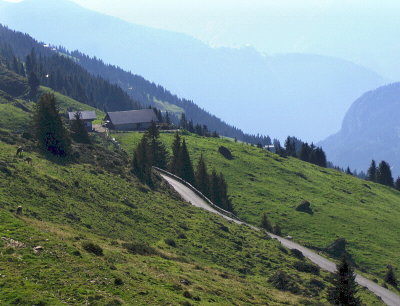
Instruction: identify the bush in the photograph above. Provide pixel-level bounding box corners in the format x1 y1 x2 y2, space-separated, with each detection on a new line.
165 239 177 247
290 249 305 260
122 242 158 256
293 261 320 275
296 201 313 215
82 242 103 256
268 270 301 294
218 146 233 160
114 278 124 286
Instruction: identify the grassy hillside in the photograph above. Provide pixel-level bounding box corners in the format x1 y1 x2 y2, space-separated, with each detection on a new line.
2 133 383 305
0 65 105 131
115 132 400 287
0 64 387 304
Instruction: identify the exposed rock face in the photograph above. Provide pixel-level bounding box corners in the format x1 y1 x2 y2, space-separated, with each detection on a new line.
320 83 400 176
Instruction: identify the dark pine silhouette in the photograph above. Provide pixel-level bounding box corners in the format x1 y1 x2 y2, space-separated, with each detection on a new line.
328 256 360 305
376 160 394 187
70 111 91 144
33 93 71 157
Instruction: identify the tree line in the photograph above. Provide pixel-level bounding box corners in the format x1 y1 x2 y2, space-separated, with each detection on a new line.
366 159 400 190
271 136 327 168
0 24 275 146
132 126 233 212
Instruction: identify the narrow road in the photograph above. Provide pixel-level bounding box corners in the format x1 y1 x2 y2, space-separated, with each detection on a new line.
160 173 400 306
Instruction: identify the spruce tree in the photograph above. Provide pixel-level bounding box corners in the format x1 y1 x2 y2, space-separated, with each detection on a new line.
395 177 400 191
367 160 377 182
376 161 394 187
145 122 168 169
261 213 273 232
170 132 181 174
33 93 71 157
195 154 210 197
284 137 296 157
385 266 398 287
180 113 187 130
299 143 311 162
132 135 153 186
178 139 195 185
328 256 360 305
210 169 222 206
346 167 353 175
218 172 233 212
70 111 90 143
28 71 40 99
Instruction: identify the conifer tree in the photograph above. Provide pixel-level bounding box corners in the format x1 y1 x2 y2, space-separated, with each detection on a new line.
376 161 394 187
260 213 273 232
33 93 71 157
346 167 353 175
70 111 90 143
328 256 360 305
210 169 222 206
195 154 210 197
180 113 187 129
170 132 181 174
132 135 153 186
178 139 195 185
284 137 296 157
367 160 377 182
299 143 311 162
145 121 168 169
165 112 171 125
28 71 40 99
218 172 233 212
395 177 400 191
385 266 398 287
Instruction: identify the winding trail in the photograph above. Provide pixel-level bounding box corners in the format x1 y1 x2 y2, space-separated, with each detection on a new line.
159 172 400 306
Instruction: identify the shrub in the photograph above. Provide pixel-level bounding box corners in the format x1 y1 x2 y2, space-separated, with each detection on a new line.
114 278 124 286
268 270 301 294
165 239 177 247
82 242 103 256
296 201 313 215
291 249 305 260
218 146 233 160
183 291 192 299
122 242 158 256
293 261 320 275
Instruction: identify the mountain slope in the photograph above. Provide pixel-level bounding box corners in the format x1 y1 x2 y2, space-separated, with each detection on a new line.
115 132 400 287
0 62 388 304
0 24 272 145
0 62 346 305
319 83 400 176
0 0 387 141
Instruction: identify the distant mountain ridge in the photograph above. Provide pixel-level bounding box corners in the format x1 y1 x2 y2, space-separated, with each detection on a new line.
0 24 273 144
0 0 387 141
319 82 400 176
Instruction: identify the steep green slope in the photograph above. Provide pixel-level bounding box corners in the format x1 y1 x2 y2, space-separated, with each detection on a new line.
0 135 368 305
0 65 104 131
115 132 400 287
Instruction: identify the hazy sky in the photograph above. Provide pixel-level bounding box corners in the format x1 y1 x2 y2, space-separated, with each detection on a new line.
4 0 400 78
57 0 398 79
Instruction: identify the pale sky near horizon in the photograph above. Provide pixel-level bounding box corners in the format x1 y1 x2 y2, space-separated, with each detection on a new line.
4 0 400 78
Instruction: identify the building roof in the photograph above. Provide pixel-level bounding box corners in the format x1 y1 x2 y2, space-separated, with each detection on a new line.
68 111 97 121
106 109 158 125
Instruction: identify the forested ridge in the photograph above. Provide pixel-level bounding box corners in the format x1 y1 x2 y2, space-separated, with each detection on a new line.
0 24 273 145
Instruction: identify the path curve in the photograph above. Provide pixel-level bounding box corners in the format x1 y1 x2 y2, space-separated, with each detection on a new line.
159 172 400 306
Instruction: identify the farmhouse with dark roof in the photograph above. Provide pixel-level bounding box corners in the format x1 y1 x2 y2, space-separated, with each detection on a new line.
104 109 158 131
68 111 97 131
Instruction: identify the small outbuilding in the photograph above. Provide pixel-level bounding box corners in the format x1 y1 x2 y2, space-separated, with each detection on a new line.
104 109 158 131
68 111 97 131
